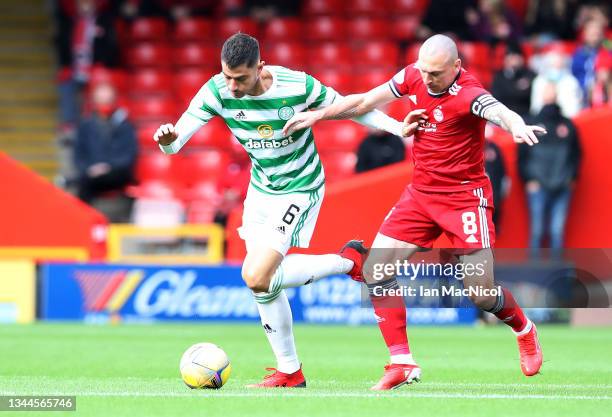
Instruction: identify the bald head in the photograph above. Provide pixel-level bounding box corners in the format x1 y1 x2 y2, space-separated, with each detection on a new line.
416 35 461 94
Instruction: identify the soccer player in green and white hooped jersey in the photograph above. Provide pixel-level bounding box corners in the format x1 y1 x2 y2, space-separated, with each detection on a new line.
154 33 401 388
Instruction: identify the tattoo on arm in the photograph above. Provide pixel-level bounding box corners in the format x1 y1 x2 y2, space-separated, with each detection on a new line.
329 108 360 120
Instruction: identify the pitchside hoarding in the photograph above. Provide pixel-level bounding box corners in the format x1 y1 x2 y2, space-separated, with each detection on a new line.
39 263 476 325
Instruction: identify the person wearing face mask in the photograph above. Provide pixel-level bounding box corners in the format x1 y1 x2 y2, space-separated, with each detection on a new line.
519 82 581 260
73 82 138 207
530 51 583 118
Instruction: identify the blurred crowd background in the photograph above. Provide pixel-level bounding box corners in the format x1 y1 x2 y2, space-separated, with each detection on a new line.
4 0 610 258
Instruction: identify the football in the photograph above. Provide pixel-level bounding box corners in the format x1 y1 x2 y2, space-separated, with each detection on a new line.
179 343 232 389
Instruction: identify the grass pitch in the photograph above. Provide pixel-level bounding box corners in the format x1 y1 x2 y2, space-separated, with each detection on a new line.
0 323 611 416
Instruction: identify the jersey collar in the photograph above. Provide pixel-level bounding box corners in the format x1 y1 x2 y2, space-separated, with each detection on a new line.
426 68 462 98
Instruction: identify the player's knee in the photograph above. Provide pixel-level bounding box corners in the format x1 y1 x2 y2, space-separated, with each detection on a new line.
241 268 271 293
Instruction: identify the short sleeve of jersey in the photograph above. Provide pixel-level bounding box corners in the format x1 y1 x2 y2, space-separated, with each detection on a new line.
305 74 339 110
388 68 409 98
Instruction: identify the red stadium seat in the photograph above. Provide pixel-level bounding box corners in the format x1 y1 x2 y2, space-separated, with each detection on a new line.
346 0 389 17
469 68 493 89
404 42 422 64
308 43 352 71
173 44 219 69
310 70 352 95
264 42 306 69
314 121 367 152
359 42 400 69
172 150 231 185
541 40 578 55
458 42 491 70
127 43 172 68
174 18 213 43
263 18 303 43
127 180 177 200
347 18 389 41
130 18 170 42
388 0 430 16
390 15 420 41
135 152 172 183
302 0 344 16
88 67 129 90
187 199 218 223
129 69 174 97
175 69 217 105
355 69 395 90
187 181 222 203
217 18 259 42
137 123 162 149
188 117 233 150
128 97 178 125
320 151 357 183
306 17 347 42
505 0 528 18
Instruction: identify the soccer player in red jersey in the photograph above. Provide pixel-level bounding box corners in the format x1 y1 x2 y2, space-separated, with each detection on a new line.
283 35 545 390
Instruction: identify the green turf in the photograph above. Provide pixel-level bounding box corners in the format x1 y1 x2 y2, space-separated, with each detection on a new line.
0 323 611 417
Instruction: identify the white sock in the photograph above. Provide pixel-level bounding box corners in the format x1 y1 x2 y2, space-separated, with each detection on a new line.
513 319 533 336
390 354 416 365
269 254 353 292
255 290 300 374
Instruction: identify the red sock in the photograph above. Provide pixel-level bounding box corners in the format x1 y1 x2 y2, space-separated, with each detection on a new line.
493 287 528 332
368 280 410 355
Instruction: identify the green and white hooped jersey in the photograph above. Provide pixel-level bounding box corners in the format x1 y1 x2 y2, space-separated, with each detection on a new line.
186 66 336 195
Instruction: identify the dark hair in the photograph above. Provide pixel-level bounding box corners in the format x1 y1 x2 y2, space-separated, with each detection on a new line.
221 33 260 68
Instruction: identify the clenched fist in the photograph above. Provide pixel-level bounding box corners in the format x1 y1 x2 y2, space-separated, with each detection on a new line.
153 123 178 146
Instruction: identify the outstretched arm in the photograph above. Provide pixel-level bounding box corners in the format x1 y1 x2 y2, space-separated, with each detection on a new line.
283 84 398 136
472 94 546 146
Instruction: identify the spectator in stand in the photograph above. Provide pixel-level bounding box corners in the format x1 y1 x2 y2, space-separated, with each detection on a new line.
589 48 612 108
54 0 119 136
572 19 607 103
74 83 138 207
466 0 523 45
524 0 578 41
531 51 583 118
355 129 406 173
491 42 536 117
417 0 477 40
519 82 581 260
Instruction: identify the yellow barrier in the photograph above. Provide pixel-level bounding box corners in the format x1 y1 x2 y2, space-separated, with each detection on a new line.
107 224 224 264
0 246 88 261
0 260 36 323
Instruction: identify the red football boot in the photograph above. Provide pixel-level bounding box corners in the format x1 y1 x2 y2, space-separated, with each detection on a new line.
371 363 422 390
339 240 369 282
247 367 306 388
517 323 543 376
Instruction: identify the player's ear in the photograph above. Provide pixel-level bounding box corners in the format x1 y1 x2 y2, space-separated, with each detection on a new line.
257 61 265 74
455 58 462 71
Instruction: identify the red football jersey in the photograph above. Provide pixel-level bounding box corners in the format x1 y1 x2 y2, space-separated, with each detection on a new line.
389 64 497 192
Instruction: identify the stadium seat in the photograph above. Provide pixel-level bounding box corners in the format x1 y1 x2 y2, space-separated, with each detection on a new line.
355 69 395 91
188 117 233 150
129 69 174 97
127 180 177 201
264 42 306 69
174 18 213 43
404 42 423 64
173 44 219 69
319 151 357 183
388 0 430 16
131 197 185 227
135 152 173 183
263 18 303 43
390 15 420 41
302 0 344 16
175 69 217 105
309 70 352 95
88 67 129 90
307 43 352 71
186 181 222 203
137 123 162 149
306 17 347 42
172 150 232 186
314 121 367 152
505 0 528 18
127 43 172 68
346 0 389 17
469 68 493 89
187 199 218 224
541 40 578 55
128 97 178 125
217 18 259 42
359 42 401 69
130 18 170 42
458 42 491 70
347 18 389 41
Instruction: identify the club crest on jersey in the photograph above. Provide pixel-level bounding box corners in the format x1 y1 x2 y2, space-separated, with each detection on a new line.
257 124 274 138
278 106 295 120
433 106 444 122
